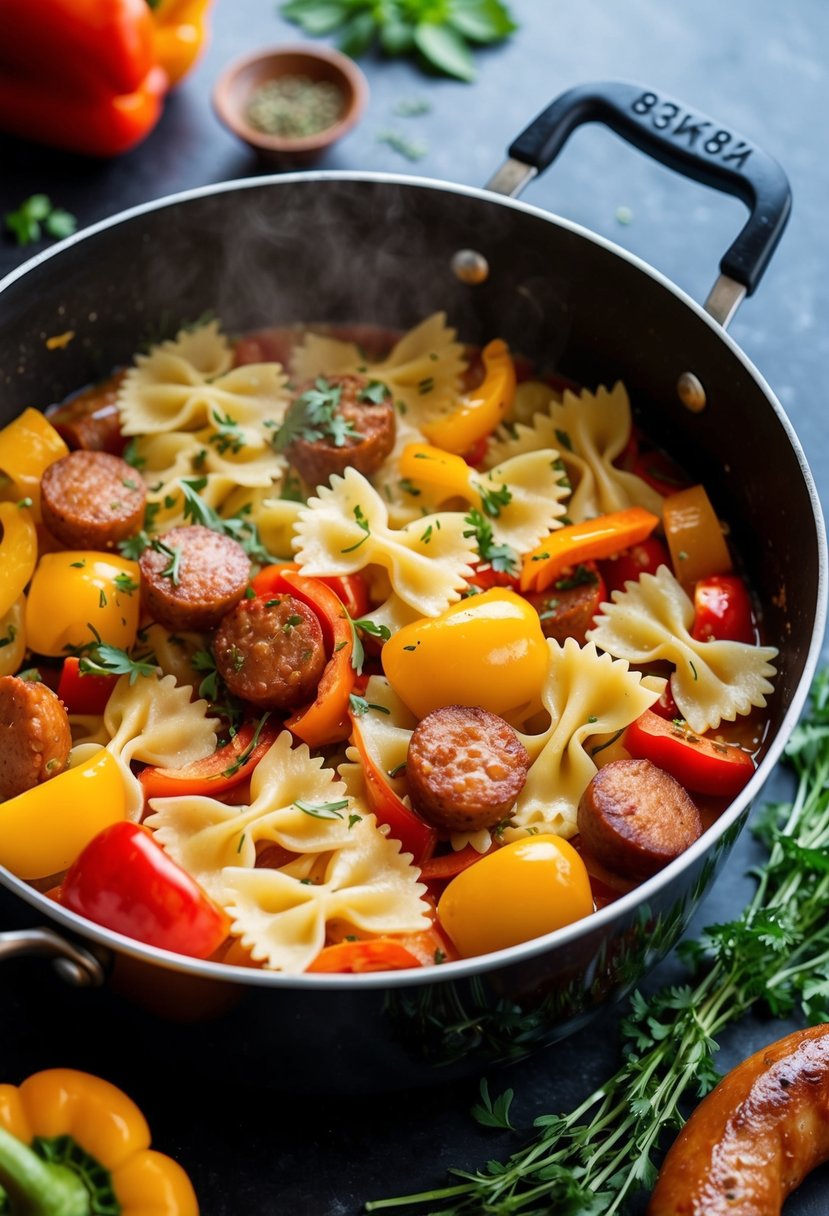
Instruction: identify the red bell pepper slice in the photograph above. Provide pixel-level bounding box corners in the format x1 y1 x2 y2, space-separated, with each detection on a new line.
57 656 119 715
138 716 279 801
59 821 230 959
419 843 493 882
625 709 756 798
350 715 436 866
316 574 370 619
691 575 755 644
599 536 672 595
650 680 681 722
306 938 423 973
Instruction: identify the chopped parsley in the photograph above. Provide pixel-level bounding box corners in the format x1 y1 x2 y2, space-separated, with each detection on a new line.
221 713 271 778
349 693 391 717
274 377 362 452
151 538 182 586
180 477 276 564
463 508 519 575
209 408 245 455
113 572 139 596
340 504 371 554
554 564 598 591
347 615 391 674
295 797 349 820
70 625 157 685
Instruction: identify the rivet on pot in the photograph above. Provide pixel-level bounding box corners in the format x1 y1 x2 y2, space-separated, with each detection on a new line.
677 371 706 412
451 249 489 285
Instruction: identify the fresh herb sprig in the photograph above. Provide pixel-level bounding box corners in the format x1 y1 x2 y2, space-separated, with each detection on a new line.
280 0 517 82
367 667 829 1214
70 626 157 685
180 477 277 565
274 378 362 452
463 508 518 575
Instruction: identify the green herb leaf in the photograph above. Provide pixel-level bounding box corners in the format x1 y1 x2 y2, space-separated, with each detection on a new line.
471 1078 516 1130
413 21 477 81
463 508 519 575
295 797 349 820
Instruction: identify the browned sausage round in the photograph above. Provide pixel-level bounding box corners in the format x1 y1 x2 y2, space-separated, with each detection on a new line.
40 450 146 550
526 562 605 645
278 374 396 486
213 595 327 710
0 675 72 801
406 705 530 834
648 1024 829 1216
46 371 127 454
139 525 251 632
577 758 702 879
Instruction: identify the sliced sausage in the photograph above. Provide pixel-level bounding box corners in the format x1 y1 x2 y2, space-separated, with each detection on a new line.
278 374 396 487
406 705 530 834
139 525 250 632
47 371 127 454
40 450 146 550
648 1024 829 1216
526 562 605 644
0 675 72 801
577 757 702 879
214 595 327 710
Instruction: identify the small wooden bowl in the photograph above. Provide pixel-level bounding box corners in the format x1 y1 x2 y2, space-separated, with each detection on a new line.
213 45 369 168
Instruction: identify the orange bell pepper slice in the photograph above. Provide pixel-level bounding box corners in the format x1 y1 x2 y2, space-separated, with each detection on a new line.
250 565 356 748
421 339 516 455
662 484 733 590
520 506 660 593
306 938 423 973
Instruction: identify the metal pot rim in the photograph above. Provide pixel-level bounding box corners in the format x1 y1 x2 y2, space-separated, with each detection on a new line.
1 170 825 990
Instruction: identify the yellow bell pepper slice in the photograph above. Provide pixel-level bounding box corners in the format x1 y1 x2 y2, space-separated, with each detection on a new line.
0 595 26 677
398 443 473 499
25 551 141 657
381 587 549 721
0 500 37 618
662 484 733 590
0 408 68 521
520 506 661 593
0 1068 199 1215
0 748 127 879
420 339 516 455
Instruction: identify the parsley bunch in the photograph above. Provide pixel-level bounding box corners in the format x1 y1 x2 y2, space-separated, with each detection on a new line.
4 195 76 246
275 378 361 453
280 0 517 82
368 666 829 1214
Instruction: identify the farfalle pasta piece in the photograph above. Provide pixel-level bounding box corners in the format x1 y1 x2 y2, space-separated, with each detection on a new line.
146 731 356 900
507 638 663 840
104 672 218 769
485 383 662 522
586 565 778 734
222 812 430 972
293 467 476 617
118 320 289 436
291 312 466 431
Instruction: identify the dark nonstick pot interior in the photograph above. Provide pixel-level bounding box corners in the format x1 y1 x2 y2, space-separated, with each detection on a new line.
0 174 823 1091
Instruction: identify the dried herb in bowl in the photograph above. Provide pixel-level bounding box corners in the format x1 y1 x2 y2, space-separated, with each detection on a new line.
246 74 345 138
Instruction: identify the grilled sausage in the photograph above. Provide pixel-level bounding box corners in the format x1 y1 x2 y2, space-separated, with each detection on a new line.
577 758 702 879
0 676 72 801
139 525 250 632
47 371 127 454
40 450 146 550
214 595 327 710
280 374 396 487
648 1024 829 1216
526 562 605 644
406 704 530 834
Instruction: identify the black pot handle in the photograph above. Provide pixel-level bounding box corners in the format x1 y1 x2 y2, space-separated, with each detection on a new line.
504 81 791 297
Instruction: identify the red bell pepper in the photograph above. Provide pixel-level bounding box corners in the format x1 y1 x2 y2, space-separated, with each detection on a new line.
316 574 370 619
349 714 436 866
625 709 756 798
250 564 356 747
0 0 168 157
138 716 279 801
56 656 119 715
419 842 493 882
59 821 230 958
650 679 681 722
599 535 672 595
691 574 755 644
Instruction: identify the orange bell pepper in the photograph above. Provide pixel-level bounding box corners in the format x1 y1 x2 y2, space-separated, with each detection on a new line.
250 565 356 747
307 938 423 973
0 1068 198 1214
662 484 733 590
138 716 279 799
421 339 516 455
520 507 661 593
150 0 213 87
0 0 168 156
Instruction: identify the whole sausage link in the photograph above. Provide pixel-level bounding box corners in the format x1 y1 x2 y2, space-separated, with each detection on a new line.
648 1024 829 1216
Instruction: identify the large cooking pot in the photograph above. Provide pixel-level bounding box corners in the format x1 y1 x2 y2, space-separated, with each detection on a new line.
0 82 825 1092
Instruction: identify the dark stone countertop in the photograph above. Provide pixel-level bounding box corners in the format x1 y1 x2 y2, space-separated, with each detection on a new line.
1 1 828 1211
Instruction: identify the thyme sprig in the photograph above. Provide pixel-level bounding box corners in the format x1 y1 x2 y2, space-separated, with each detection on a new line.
367 667 829 1214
